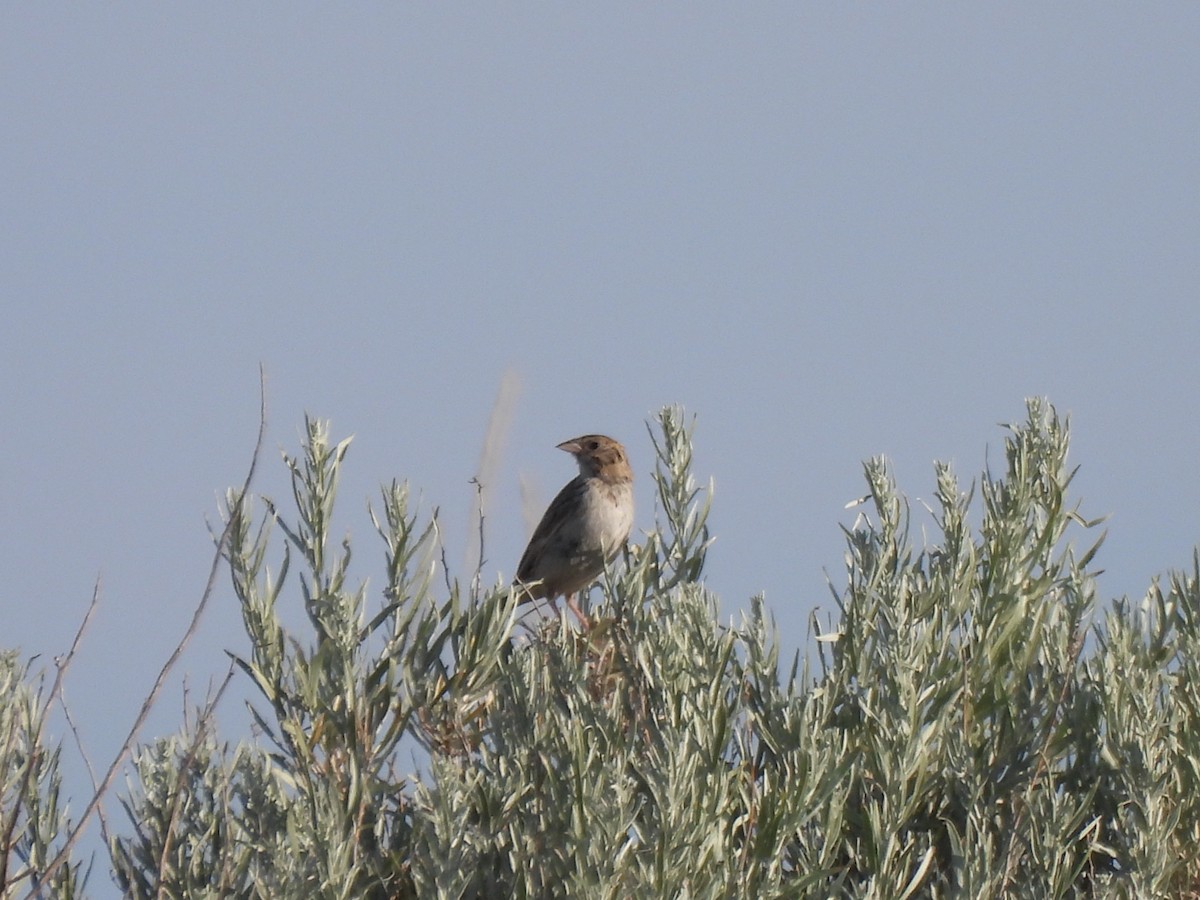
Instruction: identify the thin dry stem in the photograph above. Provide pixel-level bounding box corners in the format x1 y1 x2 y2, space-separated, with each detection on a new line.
59 687 109 851
30 366 269 897
465 368 520 582
154 664 237 900
1 577 101 890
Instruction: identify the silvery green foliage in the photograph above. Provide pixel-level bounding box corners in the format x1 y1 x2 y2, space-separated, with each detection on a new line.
406 410 845 897
110 735 288 897
0 652 85 899
106 401 1200 898
113 417 442 899
819 399 1200 897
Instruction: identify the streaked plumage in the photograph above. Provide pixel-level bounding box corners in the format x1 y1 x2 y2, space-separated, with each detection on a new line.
515 434 634 606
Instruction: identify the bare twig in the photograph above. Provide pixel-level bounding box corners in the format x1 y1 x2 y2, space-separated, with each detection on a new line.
60 688 109 851
154 664 237 900
434 508 454 598
465 369 520 587
46 580 102 732
468 477 487 602
59 585 108 844
31 367 269 897
1 579 101 890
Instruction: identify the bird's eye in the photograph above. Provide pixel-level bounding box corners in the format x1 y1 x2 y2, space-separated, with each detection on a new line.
587 440 599 450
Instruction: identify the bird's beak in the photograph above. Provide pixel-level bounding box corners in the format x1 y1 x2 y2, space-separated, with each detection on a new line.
556 439 582 455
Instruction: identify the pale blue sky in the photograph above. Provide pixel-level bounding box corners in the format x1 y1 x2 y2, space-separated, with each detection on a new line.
3 4 1199 883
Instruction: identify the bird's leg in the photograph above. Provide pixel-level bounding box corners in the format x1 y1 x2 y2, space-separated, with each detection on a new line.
565 592 591 628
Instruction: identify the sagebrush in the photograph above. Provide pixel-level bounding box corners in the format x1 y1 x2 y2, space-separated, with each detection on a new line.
4 401 1200 898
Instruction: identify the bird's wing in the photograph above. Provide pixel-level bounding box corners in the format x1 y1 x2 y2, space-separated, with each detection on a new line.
516 475 587 582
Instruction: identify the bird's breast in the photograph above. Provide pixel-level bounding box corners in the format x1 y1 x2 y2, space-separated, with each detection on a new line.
578 479 634 554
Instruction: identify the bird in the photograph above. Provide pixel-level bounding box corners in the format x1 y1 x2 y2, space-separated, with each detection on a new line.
514 434 634 620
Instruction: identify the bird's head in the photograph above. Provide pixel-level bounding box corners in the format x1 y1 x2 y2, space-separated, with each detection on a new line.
557 434 631 483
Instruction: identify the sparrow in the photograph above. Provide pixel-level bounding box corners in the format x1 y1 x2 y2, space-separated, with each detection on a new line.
514 435 634 615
